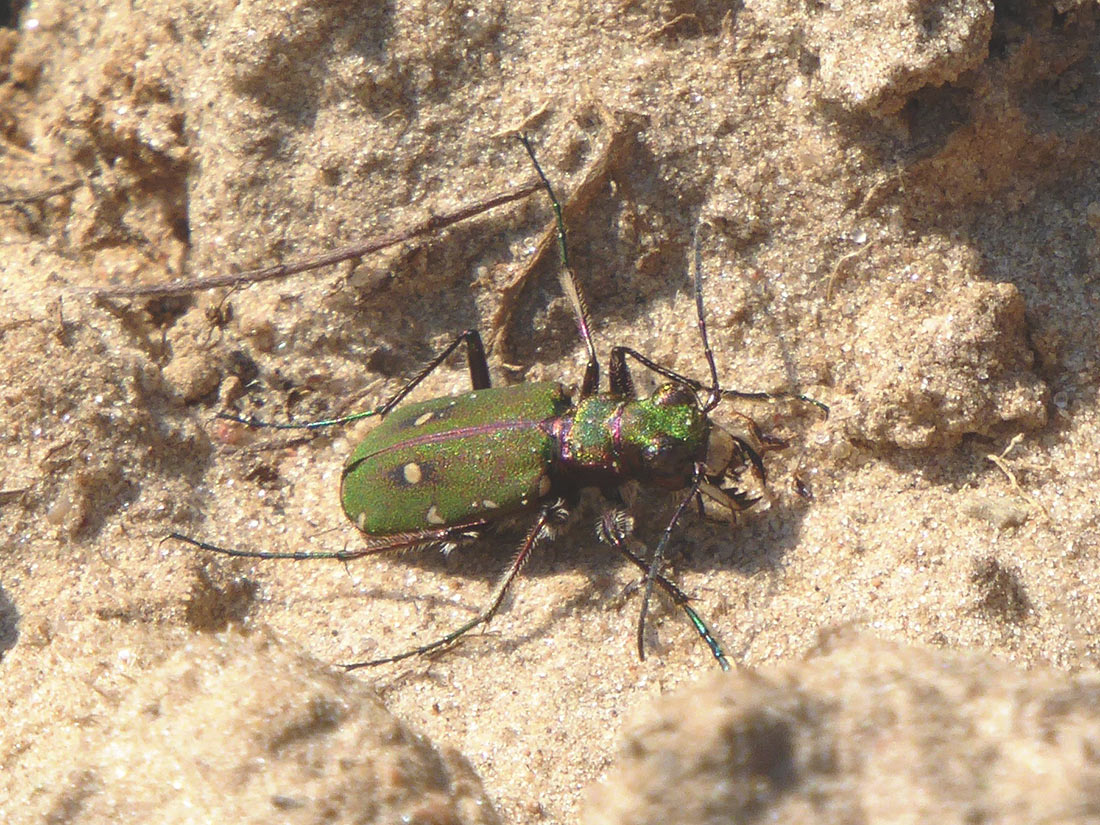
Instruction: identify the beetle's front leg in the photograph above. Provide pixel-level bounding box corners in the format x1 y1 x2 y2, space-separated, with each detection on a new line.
597 502 730 671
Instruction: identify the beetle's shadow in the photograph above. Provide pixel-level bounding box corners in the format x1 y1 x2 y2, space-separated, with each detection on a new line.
0 584 20 661
348 486 813 602
326 489 814 665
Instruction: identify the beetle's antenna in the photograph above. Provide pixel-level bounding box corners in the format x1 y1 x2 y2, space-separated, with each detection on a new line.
692 226 722 413
518 132 601 396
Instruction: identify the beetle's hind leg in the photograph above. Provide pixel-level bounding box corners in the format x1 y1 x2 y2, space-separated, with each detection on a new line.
343 504 558 669
219 328 493 432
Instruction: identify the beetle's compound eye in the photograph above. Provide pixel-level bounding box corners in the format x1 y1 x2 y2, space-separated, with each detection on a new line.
642 435 673 475
652 383 698 408
642 435 694 482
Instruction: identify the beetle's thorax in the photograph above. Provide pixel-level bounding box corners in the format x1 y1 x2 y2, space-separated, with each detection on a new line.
551 383 708 489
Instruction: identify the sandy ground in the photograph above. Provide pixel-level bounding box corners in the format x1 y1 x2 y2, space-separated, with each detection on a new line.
2 1 1100 822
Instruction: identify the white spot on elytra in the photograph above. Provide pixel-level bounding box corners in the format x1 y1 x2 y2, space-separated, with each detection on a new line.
427 505 445 525
413 411 434 427
482 499 499 509
355 512 367 530
403 462 423 484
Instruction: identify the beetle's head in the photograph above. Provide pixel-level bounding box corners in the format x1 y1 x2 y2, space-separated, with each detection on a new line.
623 383 774 511
622 383 706 488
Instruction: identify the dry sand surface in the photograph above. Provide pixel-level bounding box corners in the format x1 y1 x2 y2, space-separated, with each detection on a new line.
2 1 1099 822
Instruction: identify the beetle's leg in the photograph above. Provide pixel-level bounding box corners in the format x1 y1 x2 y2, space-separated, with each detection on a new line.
220 328 491 431
611 345 826 415
342 504 557 669
562 264 600 398
165 520 490 562
608 221 825 413
369 328 491 412
518 133 600 397
608 229 718 402
599 508 730 671
635 472 704 665
611 344 828 416
607 345 638 398
609 344 700 395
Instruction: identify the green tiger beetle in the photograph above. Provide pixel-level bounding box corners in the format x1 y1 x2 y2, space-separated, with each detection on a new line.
171 134 826 671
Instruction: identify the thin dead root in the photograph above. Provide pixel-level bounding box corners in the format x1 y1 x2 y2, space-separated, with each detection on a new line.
0 179 82 206
74 181 541 298
986 433 1050 521
825 238 875 301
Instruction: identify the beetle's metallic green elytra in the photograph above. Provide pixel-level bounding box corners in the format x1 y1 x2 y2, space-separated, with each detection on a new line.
341 382 570 536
